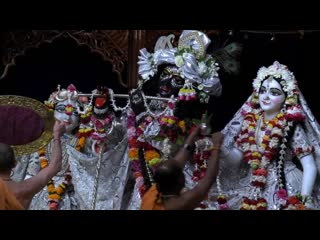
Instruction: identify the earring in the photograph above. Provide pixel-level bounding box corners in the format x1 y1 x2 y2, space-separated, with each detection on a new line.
10 169 14 177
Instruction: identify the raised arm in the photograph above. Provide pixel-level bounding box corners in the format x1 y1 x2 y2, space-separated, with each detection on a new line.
173 126 201 168
17 120 66 208
167 132 224 210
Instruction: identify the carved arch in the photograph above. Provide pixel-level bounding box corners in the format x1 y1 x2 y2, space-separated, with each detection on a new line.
0 30 130 88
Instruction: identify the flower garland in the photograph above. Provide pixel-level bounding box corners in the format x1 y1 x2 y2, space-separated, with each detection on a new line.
135 114 161 169
236 112 286 210
127 109 148 196
39 135 86 210
192 137 213 182
219 103 306 210
90 114 113 143
191 136 214 210
157 100 186 144
216 61 312 210
77 105 94 138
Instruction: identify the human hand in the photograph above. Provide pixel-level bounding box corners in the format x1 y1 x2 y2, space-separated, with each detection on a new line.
211 132 224 148
186 125 201 144
53 120 67 139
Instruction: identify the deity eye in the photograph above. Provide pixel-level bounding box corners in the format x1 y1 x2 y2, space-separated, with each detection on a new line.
259 87 267 94
171 76 184 89
72 109 78 116
160 69 171 81
55 105 65 113
174 75 184 85
270 88 283 96
163 68 172 75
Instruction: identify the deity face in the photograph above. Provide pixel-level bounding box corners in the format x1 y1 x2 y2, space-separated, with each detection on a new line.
159 65 185 98
259 78 285 116
54 100 79 133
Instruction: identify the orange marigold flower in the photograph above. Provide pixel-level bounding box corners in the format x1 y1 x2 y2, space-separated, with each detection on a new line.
144 150 160 161
39 149 46 156
56 185 66 195
128 148 139 160
47 185 55 193
49 193 61 200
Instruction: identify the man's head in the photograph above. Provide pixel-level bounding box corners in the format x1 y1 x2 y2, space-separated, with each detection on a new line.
153 160 185 196
0 143 16 173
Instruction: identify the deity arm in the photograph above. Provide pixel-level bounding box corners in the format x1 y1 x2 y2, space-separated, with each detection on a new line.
220 145 243 169
299 153 317 196
290 123 317 197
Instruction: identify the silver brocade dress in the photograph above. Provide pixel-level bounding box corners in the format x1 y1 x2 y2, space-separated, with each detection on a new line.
204 93 320 210
18 135 79 210
67 118 132 210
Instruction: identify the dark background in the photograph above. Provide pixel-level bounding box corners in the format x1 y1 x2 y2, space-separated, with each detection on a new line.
0 36 128 101
209 30 320 131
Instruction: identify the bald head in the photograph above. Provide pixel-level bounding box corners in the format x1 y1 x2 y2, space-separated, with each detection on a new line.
0 143 15 173
154 160 185 195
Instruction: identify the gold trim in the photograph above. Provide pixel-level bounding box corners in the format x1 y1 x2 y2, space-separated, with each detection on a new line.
0 95 54 156
178 32 205 60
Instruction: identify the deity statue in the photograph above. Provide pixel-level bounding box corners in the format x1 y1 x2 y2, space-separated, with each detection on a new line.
127 30 222 209
16 84 84 209
66 86 131 210
211 61 320 210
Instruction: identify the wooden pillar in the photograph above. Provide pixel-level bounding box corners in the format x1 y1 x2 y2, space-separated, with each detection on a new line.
127 30 146 90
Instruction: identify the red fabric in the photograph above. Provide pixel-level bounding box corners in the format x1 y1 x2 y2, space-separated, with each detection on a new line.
0 106 44 145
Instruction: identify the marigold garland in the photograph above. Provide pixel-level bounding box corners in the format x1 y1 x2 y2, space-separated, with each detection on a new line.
39 135 85 210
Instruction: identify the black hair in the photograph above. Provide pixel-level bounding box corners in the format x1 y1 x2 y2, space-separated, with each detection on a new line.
259 76 288 98
153 161 185 195
277 120 297 209
0 143 15 172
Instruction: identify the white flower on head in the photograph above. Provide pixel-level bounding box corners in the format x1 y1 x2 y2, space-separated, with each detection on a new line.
175 55 184 67
253 61 297 94
198 62 207 75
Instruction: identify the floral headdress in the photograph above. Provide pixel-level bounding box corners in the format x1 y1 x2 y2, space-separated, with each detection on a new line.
44 84 81 111
138 30 221 97
252 61 298 105
243 61 304 121
231 61 307 210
